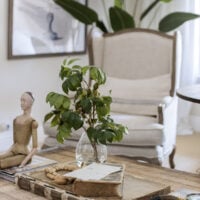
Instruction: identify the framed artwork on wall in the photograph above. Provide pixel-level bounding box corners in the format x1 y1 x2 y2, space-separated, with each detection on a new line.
8 0 87 59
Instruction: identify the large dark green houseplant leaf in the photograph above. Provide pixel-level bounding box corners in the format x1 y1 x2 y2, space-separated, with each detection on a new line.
54 0 200 33
159 12 200 32
54 0 97 24
109 6 135 31
54 0 108 33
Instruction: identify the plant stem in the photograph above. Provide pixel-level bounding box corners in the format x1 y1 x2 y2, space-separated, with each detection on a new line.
91 141 99 162
140 0 159 21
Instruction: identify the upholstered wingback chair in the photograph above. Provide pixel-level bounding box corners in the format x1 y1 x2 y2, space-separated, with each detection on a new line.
88 28 181 168
42 28 180 168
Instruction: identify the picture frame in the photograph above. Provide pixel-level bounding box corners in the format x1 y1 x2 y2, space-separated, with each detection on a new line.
8 0 87 59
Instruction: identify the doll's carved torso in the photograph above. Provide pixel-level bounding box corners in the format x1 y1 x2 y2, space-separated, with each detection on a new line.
11 117 37 155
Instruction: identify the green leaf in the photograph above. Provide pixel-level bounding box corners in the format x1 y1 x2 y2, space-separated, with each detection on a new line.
90 67 106 85
80 98 92 113
93 97 103 109
71 113 83 130
97 131 107 145
62 111 83 130
159 12 200 32
62 80 69 94
96 20 108 33
63 96 71 109
46 92 55 103
46 93 58 107
93 83 99 90
54 95 64 109
63 59 67 65
96 104 110 118
95 96 112 118
67 58 80 65
44 112 54 122
81 66 90 75
109 6 135 32
114 0 124 9
72 65 81 70
102 129 115 143
62 111 71 122
59 66 71 80
87 127 96 142
51 115 60 127
67 74 82 91
57 123 72 143
56 132 64 144
113 124 128 142
102 96 112 105
56 124 71 143
54 0 98 24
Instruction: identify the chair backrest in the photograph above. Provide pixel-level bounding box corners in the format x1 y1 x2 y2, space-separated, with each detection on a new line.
88 28 178 97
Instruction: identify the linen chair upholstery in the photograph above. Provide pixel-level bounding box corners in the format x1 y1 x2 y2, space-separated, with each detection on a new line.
88 28 180 168
42 28 180 168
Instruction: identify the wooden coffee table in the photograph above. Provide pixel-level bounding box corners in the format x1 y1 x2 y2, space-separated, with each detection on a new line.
0 147 200 200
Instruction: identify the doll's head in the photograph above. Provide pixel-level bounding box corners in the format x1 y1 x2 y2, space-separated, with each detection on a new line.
20 92 34 111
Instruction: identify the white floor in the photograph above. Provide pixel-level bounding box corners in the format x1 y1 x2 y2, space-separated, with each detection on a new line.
163 134 200 174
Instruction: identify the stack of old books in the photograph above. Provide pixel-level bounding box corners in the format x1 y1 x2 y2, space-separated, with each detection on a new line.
16 162 125 200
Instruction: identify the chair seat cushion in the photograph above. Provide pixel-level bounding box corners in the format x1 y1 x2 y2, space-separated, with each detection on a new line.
43 113 164 147
111 113 163 146
107 145 163 161
43 122 82 139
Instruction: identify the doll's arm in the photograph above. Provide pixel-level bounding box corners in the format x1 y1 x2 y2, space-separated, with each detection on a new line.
19 120 38 168
31 120 38 148
19 148 37 167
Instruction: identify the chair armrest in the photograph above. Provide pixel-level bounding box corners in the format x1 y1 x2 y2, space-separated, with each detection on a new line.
158 96 175 124
160 96 173 107
158 96 178 155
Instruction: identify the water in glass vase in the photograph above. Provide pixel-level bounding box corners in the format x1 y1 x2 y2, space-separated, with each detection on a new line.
76 132 107 167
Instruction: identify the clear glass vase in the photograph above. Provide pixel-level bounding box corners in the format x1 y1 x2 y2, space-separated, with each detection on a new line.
75 132 107 167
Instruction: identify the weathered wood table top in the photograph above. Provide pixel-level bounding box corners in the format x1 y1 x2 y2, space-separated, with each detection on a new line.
0 147 199 199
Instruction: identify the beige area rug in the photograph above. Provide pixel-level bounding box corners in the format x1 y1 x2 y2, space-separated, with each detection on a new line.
163 134 200 174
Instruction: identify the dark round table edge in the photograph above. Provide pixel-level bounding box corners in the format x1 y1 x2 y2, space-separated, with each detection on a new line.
176 92 200 104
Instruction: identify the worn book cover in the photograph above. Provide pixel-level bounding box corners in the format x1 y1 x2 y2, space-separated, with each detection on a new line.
0 155 57 182
16 162 124 199
15 161 170 200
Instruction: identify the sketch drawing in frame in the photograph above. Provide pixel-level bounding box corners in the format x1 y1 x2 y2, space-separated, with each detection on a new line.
8 0 87 59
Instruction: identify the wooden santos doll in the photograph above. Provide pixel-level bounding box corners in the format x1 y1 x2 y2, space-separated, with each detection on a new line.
0 92 38 169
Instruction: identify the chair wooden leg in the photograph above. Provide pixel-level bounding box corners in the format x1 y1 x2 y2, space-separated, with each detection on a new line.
169 146 176 169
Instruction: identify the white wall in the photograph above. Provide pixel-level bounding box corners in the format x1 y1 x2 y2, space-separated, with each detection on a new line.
0 0 88 130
